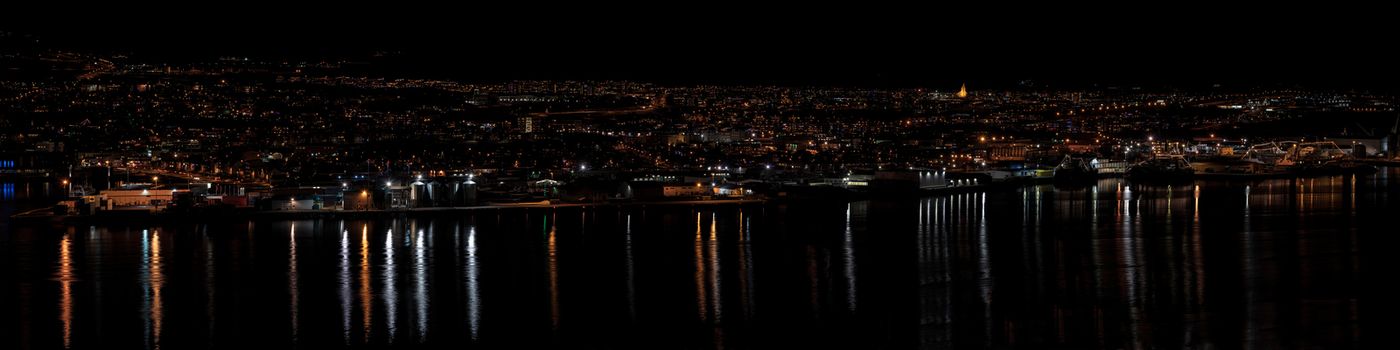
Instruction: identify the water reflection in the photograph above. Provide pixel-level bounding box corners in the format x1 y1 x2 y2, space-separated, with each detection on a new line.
203 225 216 347
57 231 74 349
694 212 707 321
918 196 954 348
383 226 399 342
84 226 105 349
288 222 300 343
546 213 560 331
624 214 636 321
412 225 429 343
842 203 859 311
463 221 481 341
693 211 725 324
976 193 993 348
338 223 350 345
141 229 164 350
708 213 722 323
737 209 755 320
1120 187 1146 349
3 173 1385 349
359 224 372 343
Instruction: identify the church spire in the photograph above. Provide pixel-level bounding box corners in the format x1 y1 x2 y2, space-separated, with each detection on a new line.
957 83 968 98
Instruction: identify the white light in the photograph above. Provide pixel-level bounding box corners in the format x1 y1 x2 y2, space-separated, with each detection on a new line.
386 181 392 187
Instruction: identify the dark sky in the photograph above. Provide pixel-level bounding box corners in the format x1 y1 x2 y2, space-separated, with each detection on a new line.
5 9 1398 89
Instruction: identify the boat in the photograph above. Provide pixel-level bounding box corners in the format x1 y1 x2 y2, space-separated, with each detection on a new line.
1126 154 1195 182
1053 155 1098 184
1190 154 1285 178
486 199 552 206
1277 141 1378 175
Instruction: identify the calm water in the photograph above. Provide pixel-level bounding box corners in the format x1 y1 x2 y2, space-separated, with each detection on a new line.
3 170 1392 349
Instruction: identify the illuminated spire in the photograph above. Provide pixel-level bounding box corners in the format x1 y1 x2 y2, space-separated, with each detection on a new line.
957 83 968 98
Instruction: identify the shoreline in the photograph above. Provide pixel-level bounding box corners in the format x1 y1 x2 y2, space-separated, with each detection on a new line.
13 165 1391 224
20 199 769 223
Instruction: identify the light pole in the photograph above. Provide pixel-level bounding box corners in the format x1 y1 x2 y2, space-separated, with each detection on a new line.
384 181 393 210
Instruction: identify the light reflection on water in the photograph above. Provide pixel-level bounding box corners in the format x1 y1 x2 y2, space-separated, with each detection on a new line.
546 213 560 332
463 221 481 341
412 224 429 344
382 225 399 343
359 224 371 344
57 230 74 349
287 222 299 344
3 173 1389 349
337 223 350 345
141 229 163 350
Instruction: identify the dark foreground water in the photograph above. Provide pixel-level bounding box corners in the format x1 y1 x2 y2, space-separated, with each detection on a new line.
3 171 1393 349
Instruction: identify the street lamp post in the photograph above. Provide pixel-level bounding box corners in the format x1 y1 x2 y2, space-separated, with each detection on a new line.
385 181 393 209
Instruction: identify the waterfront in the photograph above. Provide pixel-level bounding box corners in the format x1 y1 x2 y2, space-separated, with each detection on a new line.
3 169 1390 349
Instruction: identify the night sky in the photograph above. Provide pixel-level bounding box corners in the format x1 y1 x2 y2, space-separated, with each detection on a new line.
6 11 1398 89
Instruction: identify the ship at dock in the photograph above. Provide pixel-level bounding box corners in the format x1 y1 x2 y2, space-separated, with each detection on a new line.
1191 141 1376 178
1189 142 1288 178
1127 154 1195 182
1052 155 1098 184
1276 141 1378 175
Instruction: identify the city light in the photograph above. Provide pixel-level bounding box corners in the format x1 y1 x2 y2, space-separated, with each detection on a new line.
3 24 1390 350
